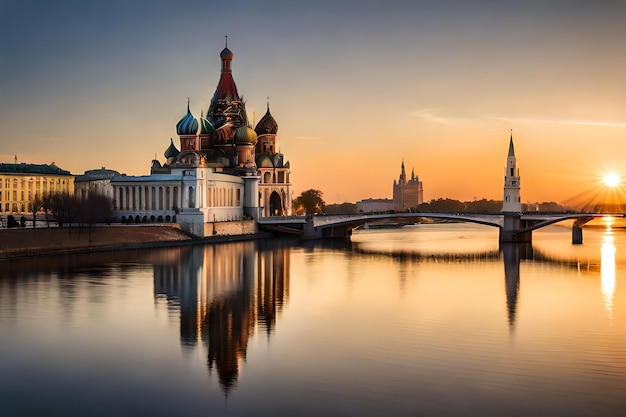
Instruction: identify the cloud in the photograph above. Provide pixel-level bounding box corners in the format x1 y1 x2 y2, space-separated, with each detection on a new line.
413 109 626 128
412 108 483 125
488 115 626 128
412 108 458 125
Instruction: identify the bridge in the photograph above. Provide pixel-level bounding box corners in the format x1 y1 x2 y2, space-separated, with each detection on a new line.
261 134 624 243
257 212 621 243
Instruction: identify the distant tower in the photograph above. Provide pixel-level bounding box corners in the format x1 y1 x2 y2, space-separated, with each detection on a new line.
393 159 423 212
502 131 521 213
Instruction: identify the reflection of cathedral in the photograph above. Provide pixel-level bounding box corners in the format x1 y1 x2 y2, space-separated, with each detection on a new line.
110 40 292 235
393 160 423 212
153 240 290 394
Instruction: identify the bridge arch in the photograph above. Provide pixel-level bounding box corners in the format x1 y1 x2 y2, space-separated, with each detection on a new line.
309 213 503 239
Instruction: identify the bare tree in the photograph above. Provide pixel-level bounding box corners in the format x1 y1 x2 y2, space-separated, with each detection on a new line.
31 193 44 228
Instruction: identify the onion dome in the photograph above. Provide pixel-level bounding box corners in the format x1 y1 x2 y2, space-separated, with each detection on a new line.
234 126 258 145
176 102 198 136
220 47 234 60
255 103 278 135
200 117 215 134
164 138 180 158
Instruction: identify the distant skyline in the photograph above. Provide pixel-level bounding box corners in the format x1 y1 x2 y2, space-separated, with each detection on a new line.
2 0 626 204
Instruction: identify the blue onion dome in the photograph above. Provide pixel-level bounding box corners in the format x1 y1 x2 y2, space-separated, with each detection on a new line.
176 103 199 136
200 117 215 134
234 126 258 145
164 138 180 158
255 104 278 135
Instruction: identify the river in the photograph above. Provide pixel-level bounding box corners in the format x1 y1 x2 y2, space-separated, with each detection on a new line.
1 222 625 416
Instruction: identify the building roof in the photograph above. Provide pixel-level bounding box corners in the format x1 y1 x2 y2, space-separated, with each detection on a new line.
220 46 234 60
255 103 278 135
214 45 239 101
234 126 258 144
200 117 215 135
176 102 199 136
75 167 121 182
508 133 515 157
0 163 72 176
164 138 180 158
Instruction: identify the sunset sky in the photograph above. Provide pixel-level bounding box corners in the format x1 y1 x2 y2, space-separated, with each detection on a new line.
2 0 626 204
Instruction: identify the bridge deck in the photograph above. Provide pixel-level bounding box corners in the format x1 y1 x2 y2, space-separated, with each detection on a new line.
258 213 623 239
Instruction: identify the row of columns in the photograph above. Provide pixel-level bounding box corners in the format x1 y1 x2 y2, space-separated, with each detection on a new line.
115 185 193 211
114 183 243 212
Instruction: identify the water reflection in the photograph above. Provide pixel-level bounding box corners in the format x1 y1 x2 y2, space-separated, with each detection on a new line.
601 229 616 320
502 243 520 332
2 227 626 415
350 225 625 335
153 240 290 393
501 243 533 332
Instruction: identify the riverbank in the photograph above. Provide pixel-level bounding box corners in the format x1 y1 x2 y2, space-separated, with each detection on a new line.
0 225 272 259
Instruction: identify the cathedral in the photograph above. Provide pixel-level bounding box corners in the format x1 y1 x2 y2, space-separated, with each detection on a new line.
393 160 423 212
111 41 292 235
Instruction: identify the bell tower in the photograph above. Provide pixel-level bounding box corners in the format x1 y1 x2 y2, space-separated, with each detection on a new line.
502 131 521 213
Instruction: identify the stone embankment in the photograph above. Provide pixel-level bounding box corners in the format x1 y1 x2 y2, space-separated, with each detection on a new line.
0 224 269 259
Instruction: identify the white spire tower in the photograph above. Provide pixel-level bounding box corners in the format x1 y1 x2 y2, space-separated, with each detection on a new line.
502 131 521 213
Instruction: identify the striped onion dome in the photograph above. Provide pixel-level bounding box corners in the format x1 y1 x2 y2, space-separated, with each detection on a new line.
200 117 215 134
176 103 198 136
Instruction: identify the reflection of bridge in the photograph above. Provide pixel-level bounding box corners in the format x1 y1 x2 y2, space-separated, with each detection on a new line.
258 212 622 243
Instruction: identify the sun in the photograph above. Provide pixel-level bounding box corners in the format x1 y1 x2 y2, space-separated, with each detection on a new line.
604 173 621 188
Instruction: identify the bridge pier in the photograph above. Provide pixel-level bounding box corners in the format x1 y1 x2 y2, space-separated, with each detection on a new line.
499 228 532 243
500 214 532 243
572 226 583 245
303 215 321 239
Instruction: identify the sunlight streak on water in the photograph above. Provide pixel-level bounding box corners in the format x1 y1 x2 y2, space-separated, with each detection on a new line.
601 229 616 320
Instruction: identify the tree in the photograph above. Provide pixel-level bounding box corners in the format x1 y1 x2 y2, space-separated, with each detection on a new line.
77 193 114 226
77 193 114 244
293 189 325 215
325 202 357 215
41 192 79 228
417 198 465 213
31 193 44 228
